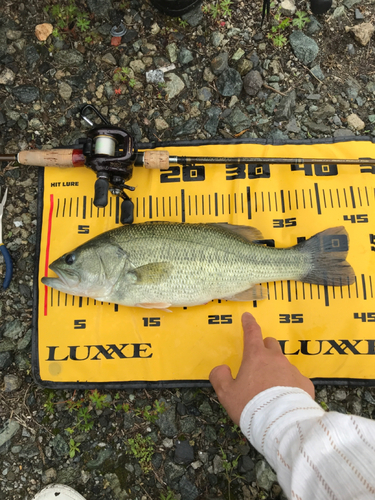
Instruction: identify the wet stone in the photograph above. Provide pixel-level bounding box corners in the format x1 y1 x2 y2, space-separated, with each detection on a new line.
87 447 113 469
156 404 177 437
0 420 20 453
197 87 212 101
216 67 243 97
174 440 195 465
180 416 196 434
355 8 364 20
211 52 228 75
181 5 204 27
0 28 6 58
179 475 199 500
0 351 13 370
239 455 254 473
19 442 39 458
243 70 263 96
12 85 39 103
24 45 40 67
255 460 277 492
164 460 185 486
87 0 112 18
179 47 193 65
51 434 69 457
203 425 217 442
224 107 251 134
289 31 319 65
42 468 57 485
211 31 224 47
54 49 84 67
173 118 199 137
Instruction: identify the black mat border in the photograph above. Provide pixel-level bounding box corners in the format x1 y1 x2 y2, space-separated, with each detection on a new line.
32 136 375 389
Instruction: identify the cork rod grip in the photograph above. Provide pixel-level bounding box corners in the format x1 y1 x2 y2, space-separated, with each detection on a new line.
143 151 170 170
18 149 77 167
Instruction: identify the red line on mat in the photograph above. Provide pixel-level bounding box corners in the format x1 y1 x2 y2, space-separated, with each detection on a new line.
44 194 54 316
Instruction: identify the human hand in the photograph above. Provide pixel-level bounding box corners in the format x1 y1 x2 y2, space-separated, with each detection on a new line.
209 312 315 425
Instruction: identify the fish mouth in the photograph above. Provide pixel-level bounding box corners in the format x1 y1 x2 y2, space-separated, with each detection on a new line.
41 264 80 291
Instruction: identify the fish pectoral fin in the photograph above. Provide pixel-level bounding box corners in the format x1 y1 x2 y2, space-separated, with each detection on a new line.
210 223 263 242
131 262 173 285
135 302 172 312
224 284 268 301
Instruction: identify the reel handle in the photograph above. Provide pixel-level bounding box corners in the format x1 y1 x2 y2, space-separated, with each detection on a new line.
94 176 109 208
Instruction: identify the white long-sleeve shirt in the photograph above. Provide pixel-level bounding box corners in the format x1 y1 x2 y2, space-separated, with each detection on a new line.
239 387 375 499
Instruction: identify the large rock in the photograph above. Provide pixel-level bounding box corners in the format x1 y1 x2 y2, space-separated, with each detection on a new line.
289 31 319 64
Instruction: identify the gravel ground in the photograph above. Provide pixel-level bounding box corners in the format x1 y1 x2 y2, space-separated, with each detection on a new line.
1 0 375 499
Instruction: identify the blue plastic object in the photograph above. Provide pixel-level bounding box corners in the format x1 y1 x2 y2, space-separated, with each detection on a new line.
0 244 12 289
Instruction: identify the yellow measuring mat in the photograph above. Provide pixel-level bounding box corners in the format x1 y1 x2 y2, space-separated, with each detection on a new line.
32 139 375 388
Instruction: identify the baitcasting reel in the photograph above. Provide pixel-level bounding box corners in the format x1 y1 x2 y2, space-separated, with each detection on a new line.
78 104 137 224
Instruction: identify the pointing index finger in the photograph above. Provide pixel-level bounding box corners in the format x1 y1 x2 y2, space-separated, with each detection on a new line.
241 312 265 358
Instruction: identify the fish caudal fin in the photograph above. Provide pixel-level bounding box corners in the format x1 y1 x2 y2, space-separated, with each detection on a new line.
299 226 355 286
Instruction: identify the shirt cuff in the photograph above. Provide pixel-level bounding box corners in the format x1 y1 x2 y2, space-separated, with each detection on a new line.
239 387 325 463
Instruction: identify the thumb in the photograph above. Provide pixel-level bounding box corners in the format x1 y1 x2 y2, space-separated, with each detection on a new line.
209 364 234 397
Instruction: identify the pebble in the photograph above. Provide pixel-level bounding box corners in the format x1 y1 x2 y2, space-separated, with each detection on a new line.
0 68 15 85
280 0 297 15
0 421 20 451
174 440 195 465
166 43 178 63
179 475 199 500
54 49 84 67
102 52 117 66
243 70 263 97
255 460 277 491
347 113 365 130
59 82 72 101
178 48 194 65
12 85 39 103
165 73 185 100
216 67 243 97
155 117 169 131
3 374 21 392
197 87 212 101
204 107 221 136
211 52 229 75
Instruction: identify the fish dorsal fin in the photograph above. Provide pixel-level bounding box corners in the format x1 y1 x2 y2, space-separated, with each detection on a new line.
211 224 263 242
224 284 268 302
131 262 173 285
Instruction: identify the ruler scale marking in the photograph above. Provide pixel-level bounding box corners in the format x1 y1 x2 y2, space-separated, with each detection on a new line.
314 183 321 215
280 190 285 213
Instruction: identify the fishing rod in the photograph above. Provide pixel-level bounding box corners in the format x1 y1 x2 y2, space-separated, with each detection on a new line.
1 104 374 224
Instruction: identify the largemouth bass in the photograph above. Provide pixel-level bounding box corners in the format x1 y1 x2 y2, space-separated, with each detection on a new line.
41 223 355 309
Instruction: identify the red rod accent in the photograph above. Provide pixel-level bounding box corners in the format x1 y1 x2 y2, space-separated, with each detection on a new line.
72 149 86 167
44 194 54 316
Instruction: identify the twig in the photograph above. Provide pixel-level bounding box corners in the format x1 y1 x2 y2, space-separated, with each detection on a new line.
301 63 323 85
262 83 287 96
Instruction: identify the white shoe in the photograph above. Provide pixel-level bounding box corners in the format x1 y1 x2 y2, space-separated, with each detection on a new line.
32 484 87 500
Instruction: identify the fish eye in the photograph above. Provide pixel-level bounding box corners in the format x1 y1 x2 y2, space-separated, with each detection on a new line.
65 253 76 265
